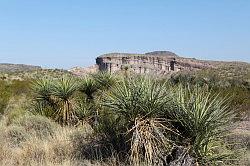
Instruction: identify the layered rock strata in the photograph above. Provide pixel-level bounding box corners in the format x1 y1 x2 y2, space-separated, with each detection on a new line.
96 51 213 74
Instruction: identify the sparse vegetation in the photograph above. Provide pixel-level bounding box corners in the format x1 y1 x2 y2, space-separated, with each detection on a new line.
0 68 249 165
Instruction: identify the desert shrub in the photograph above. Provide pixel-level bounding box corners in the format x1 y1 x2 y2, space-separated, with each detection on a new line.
51 77 78 125
99 75 238 165
74 96 97 126
169 70 250 119
70 129 110 160
77 76 100 126
9 80 31 95
0 71 243 165
31 77 79 125
0 125 27 148
30 73 120 126
13 115 57 139
19 126 75 165
30 100 55 118
0 80 12 114
0 79 31 115
209 86 250 119
0 115 99 166
167 85 236 164
91 71 119 91
96 110 127 154
3 95 31 125
78 76 99 100
102 76 176 165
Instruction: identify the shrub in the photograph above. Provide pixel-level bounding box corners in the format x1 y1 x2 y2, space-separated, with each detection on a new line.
91 72 119 90
100 75 237 165
78 76 98 100
70 128 106 160
31 77 79 125
0 80 12 114
168 85 236 164
0 125 27 148
13 115 57 139
51 77 78 125
102 76 176 165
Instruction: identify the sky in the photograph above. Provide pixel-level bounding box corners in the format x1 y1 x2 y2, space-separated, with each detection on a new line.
0 0 249 69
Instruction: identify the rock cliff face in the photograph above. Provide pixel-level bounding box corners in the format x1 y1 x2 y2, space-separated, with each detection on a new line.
96 51 214 74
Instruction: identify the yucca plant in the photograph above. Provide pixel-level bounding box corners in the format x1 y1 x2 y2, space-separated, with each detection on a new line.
31 79 57 116
30 101 55 117
77 76 104 126
32 77 78 125
168 85 236 164
104 76 171 119
51 77 78 125
102 76 176 165
32 79 54 105
78 77 98 100
74 95 97 126
91 71 118 90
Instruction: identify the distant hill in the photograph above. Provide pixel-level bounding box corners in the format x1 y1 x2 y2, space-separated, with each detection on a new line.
0 63 73 80
0 63 41 73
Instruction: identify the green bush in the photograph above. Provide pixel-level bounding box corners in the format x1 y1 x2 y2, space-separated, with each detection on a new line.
0 80 12 114
167 85 236 164
31 77 78 125
102 76 176 165
0 80 31 115
99 76 237 165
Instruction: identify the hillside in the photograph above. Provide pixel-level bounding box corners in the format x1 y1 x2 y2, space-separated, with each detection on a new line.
0 63 42 73
0 64 73 81
69 65 98 76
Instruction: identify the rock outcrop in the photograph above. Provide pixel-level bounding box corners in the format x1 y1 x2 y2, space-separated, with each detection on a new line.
69 65 98 76
96 51 214 75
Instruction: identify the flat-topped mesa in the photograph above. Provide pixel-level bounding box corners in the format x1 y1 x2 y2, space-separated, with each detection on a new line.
145 51 178 57
96 51 214 74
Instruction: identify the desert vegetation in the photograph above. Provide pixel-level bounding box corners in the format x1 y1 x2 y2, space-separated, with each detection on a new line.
0 70 249 165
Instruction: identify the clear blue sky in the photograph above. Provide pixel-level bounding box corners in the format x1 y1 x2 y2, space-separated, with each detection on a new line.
0 0 249 69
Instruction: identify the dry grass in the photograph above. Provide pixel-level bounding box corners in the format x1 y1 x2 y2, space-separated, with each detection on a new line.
0 115 120 166
129 118 173 166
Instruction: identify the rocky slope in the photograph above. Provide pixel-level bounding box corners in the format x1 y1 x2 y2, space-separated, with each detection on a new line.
68 65 98 76
0 63 42 73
